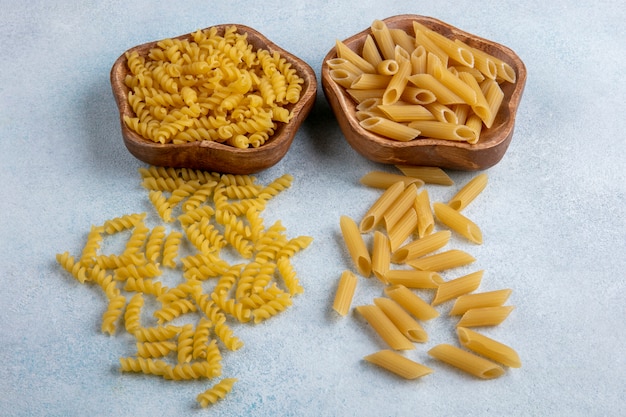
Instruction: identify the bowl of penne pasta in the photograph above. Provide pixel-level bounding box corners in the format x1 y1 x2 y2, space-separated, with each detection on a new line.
111 24 317 174
321 15 526 171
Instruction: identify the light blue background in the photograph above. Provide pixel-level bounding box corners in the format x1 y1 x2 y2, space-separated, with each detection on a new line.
1 1 625 416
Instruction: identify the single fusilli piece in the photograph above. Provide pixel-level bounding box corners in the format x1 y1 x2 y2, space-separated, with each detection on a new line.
134 325 182 343
176 323 195 364
162 231 182 268
124 293 144 333
136 340 177 358
145 225 166 262
103 213 146 234
119 356 168 377
196 378 237 408
102 294 126 335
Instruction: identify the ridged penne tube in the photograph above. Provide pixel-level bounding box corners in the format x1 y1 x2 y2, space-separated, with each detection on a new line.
355 304 415 350
428 343 505 379
457 327 521 368
454 41 497 80
457 72 491 126
452 103 471 125
364 350 433 379
400 87 437 105
371 19 396 60
360 117 421 142
329 69 359 88
346 88 386 103
431 270 484 306
362 34 383 68
388 208 418 252
382 56 411 105
356 97 382 112
407 73 464 105
377 59 399 75
414 189 434 238
407 249 476 272
408 120 476 142
377 104 434 122
339 215 371 277
460 41 516 83
374 297 428 342
390 28 416 55
447 173 488 211
409 45 427 74
326 57 365 76
359 180 405 233
391 230 451 263
450 289 513 316
335 39 376 74
413 20 475 68
431 61 477 106
360 171 423 190
480 79 505 128
456 306 515 328
414 30 448 66
465 114 483 144
382 182 419 231
424 102 458 124
433 203 483 244
332 270 358 316
395 166 454 186
384 285 439 321
384 269 443 289
351 74 393 90
371 231 391 282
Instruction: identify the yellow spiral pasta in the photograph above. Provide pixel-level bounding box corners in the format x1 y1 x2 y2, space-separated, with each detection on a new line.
119 357 169 377
136 341 177 358
196 378 237 408
124 293 144 333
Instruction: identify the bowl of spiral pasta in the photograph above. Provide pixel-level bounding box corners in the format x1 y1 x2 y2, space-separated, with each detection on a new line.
321 15 527 171
111 24 317 174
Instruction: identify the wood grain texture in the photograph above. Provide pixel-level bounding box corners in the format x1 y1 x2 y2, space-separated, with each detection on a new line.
111 25 317 174
321 15 527 171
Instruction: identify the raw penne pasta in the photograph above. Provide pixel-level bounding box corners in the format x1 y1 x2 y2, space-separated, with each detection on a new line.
431 60 477 105
332 270 358 316
456 305 515 328
409 45 427 74
335 39 376 74
374 297 427 342
382 56 411 105
395 165 454 185
460 41 516 83
339 215 371 277
480 79 505 128
356 304 415 350
362 34 383 68
465 114 483 144
457 72 491 127
454 66 485 83
356 97 382 112
387 208 418 251
391 230 451 263
428 343 505 379
351 74 393 90
414 189 434 238
407 73 464 105
390 28 416 55
424 102 458 124
447 173 488 210
384 269 443 289
360 171 424 190
329 69 359 88
377 59 399 75
414 29 448 66
384 285 439 321
326 57 365 76
455 41 497 80
449 289 513 316
359 180 405 232
382 182 419 231
400 87 437 105
452 103 471 125
457 327 521 368
407 249 475 272
371 231 391 282
433 202 482 244
371 19 396 60
360 117 421 142
413 20 474 68
356 110 384 121
431 270 484 306
364 350 433 379
377 104 434 122
346 88 386 103
407 121 476 142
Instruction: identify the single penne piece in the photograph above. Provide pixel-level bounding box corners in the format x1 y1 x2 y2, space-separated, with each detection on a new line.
346 88 386 103
377 104 434 122
395 165 454 185
400 87 437 105
339 215 371 277
377 59 399 76
384 269 443 289
457 72 491 127
389 28 416 55
431 61 478 106
456 305 515 328
407 249 476 272
382 57 412 105
371 19 396 60
409 45 427 75
351 73 393 90
413 20 474 68
382 182 419 231
326 57 365 76
465 114 483 144
428 343 505 379
356 110 383 121
362 34 383 68
329 69 359 88
388 208 418 252
391 230 451 263
407 73 464 105
455 40 498 80
332 270 358 316
360 171 423 190
480 79 505 128
450 289 513 316
356 304 415 350
384 284 440 321
414 189 435 238
407 121 477 142
454 66 486 83
364 349 433 379
461 42 516 83
374 297 428 342
431 270 484 306
424 102 458 124
413 28 448 66
447 173 488 210
335 39 377 74
452 103 471 125
360 117 421 142
356 97 382 112
433 202 483 244
359 180 405 232
457 327 521 368
371 231 391 283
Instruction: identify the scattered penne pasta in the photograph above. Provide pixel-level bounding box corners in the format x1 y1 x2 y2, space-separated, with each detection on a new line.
431 270 484 306
384 269 443 289
449 289 512 316
356 304 415 350
428 343 505 379
456 305 515 328
332 270 359 316
339 215 372 277
360 171 424 190
447 173 488 211
391 230 451 263
433 202 483 244
364 350 433 379
384 285 440 321
374 297 428 342
457 327 521 368
407 249 475 272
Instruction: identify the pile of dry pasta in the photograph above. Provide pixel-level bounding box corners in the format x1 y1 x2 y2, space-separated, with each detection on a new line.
123 25 304 148
333 167 521 380
327 19 517 143
56 166 312 408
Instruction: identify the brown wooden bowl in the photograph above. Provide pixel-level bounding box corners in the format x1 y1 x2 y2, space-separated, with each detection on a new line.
322 15 527 171
111 24 317 174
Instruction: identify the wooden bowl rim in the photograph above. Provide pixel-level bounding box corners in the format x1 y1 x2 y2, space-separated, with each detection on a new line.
110 24 317 172
321 14 527 152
